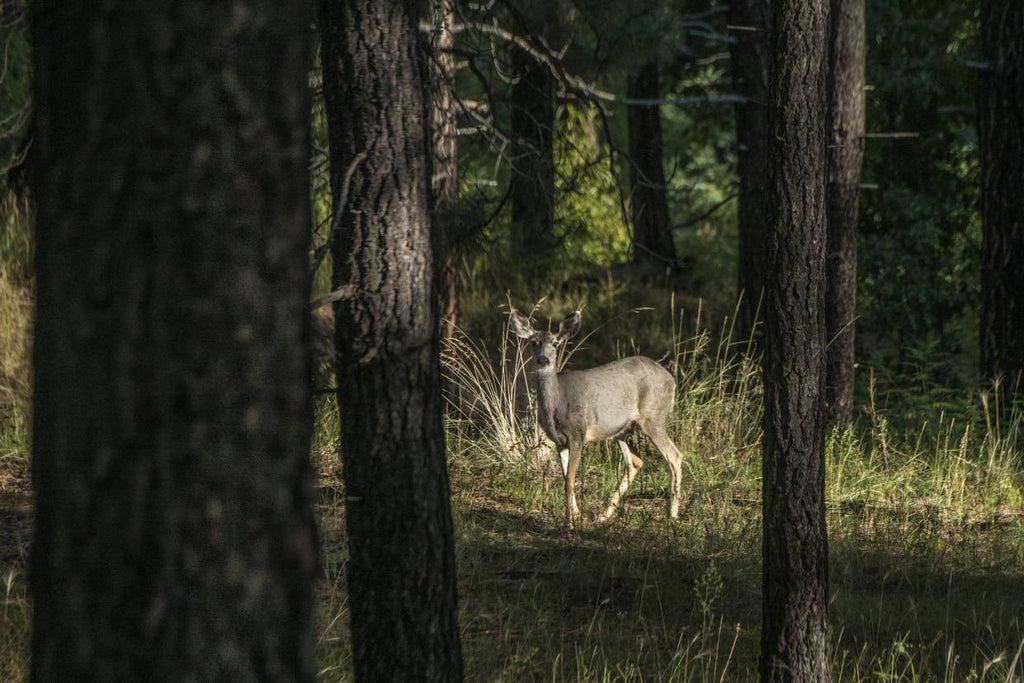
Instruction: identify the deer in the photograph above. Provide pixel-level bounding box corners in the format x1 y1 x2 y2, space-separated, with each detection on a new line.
509 309 685 529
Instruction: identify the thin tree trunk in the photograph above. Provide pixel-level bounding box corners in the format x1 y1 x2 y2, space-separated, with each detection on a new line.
825 0 866 430
509 45 556 259
730 0 772 341
431 0 461 344
978 0 1024 407
30 4 317 679
761 0 831 680
628 60 676 267
317 0 464 679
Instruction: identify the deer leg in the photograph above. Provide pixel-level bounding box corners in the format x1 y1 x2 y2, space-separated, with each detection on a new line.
597 440 644 524
646 428 684 518
563 442 583 529
558 448 569 477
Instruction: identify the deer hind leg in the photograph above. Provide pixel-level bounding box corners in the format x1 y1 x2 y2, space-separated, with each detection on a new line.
563 443 583 529
597 439 644 524
644 425 684 518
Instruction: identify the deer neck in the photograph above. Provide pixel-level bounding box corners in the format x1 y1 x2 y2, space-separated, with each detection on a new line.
535 368 564 441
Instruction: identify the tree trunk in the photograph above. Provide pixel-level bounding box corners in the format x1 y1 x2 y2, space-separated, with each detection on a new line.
978 0 1024 407
30 4 317 680
761 0 831 680
317 0 464 680
730 0 772 341
431 0 461 345
628 60 676 267
825 0 867 430
509 45 556 259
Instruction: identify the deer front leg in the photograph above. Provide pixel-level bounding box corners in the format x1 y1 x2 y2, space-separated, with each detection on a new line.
597 440 644 524
563 443 583 529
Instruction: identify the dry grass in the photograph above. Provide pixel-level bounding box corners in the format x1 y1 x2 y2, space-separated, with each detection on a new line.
1 276 1022 680
429 300 1024 681
0 261 32 467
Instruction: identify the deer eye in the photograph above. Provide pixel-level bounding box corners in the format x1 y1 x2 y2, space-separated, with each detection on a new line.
530 339 539 346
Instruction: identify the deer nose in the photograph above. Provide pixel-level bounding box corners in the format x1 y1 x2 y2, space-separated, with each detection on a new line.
536 355 551 367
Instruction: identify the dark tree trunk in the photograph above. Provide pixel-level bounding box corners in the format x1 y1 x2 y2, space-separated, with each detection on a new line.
628 60 676 267
825 0 866 430
761 0 831 680
30 4 317 680
729 0 772 341
978 0 1024 406
431 0 461 344
509 45 556 259
318 0 464 680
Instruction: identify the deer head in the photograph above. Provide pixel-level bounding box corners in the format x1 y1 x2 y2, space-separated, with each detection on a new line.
509 310 581 370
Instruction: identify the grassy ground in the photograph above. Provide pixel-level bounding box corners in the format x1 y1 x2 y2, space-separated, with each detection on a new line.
306 411 1024 681
310 305 1024 681
1 273 1023 679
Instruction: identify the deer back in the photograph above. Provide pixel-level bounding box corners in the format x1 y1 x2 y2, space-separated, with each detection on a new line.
553 356 675 443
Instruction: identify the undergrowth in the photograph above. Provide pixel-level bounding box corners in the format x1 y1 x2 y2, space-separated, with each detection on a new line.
0 196 32 466
421 296 1023 681
1 273 1021 680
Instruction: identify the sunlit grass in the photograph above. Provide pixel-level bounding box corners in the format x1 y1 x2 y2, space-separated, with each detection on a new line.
1 267 1021 680
428 294 1024 682
0 260 32 466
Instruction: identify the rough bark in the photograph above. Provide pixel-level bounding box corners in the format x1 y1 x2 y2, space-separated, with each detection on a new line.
730 0 772 340
30 3 317 680
317 0 464 680
431 0 461 344
761 0 831 680
509 44 556 258
628 60 676 267
825 0 866 430
978 0 1024 405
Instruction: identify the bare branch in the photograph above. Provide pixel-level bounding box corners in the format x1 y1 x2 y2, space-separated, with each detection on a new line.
673 192 738 230
862 132 920 139
311 151 368 276
448 21 616 103
309 286 356 312
622 94 746 107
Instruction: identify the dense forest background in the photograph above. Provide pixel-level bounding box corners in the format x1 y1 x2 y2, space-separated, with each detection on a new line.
0 2 990 423
1 0 1022 681
308 0 984 420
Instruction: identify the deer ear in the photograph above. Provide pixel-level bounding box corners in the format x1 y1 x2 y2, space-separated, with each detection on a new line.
509 310 535 339
557 311 581 342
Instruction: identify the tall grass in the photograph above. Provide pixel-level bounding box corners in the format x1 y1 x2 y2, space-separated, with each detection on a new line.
0 567 29 681
0 241 1021 679
0 199 32 466
442 313 544 465
438 295 1023 681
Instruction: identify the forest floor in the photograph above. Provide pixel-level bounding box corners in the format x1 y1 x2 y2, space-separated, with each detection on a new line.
0 456 31 681
0 423 1022 681
309 408 1024 682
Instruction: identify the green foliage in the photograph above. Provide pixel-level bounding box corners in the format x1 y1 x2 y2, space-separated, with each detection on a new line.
859 0 981 391
0 12 31 178
572 0 688 77
1 12 32 275
555 104 632 268
660 60 740 311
